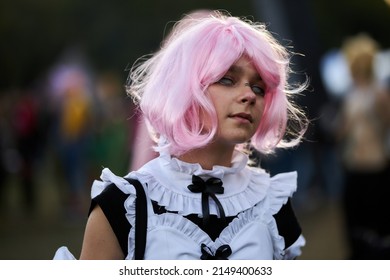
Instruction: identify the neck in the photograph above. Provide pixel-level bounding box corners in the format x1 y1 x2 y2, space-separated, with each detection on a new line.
177 143 235 170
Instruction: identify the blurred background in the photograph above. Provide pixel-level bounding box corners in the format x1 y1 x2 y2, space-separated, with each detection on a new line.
0 0 389 260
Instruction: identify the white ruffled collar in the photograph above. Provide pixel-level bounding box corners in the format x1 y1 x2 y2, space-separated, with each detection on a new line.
158 150 249 179
130 150 297 217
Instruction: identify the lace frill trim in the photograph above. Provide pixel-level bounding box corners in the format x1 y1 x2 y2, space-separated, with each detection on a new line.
90 168 138 199
215 171 298 259
126 213 215 259
90 160 298 260
134 169 271 217
124 171 298 260
159 150 248 177
91 153 296 221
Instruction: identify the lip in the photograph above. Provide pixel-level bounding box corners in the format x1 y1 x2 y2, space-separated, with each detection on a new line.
229 112 253 123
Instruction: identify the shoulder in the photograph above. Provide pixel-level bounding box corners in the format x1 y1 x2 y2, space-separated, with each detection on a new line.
89 169 147 257
80 205 124 259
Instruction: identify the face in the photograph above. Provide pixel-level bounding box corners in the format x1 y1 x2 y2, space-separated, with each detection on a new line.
206 55 266 148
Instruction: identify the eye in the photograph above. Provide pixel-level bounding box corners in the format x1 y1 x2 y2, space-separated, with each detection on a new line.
251 85 266 96
217 77 234 86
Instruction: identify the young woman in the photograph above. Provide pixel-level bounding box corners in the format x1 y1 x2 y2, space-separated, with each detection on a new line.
54 10 308 260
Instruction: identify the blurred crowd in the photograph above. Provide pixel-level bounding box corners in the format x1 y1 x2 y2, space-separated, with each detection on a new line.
1 20 390 260
0 47 135 220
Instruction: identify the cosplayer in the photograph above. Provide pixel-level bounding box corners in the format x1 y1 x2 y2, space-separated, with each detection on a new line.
54 10 308 260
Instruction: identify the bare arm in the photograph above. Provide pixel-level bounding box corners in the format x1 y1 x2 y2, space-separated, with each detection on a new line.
79 205 124 260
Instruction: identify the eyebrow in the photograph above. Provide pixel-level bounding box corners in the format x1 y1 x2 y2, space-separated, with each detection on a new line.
227 64 263 81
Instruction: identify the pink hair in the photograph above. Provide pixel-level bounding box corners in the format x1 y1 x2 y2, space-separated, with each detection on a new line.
127 11 307 156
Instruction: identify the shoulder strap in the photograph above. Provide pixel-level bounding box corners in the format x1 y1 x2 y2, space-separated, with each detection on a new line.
91 178 148 259
124 178 148 260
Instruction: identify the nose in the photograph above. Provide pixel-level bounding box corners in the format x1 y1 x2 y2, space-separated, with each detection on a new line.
239 83 256 104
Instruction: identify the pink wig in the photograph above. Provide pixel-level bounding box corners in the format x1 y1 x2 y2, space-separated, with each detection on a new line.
127 11 307 156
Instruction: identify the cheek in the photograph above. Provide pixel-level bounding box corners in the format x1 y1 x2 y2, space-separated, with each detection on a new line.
212 102 229 131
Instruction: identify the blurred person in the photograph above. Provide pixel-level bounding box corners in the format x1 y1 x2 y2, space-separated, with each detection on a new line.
8 90 42 214
59 73 92 218
89 71 132 176
48 57 94 220
54 10 309 260
316 95 345 201
338 33 390 259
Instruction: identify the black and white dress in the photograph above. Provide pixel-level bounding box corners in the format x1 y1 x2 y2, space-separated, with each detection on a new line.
54 151 305 260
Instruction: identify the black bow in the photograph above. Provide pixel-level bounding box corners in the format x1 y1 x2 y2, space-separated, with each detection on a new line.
187 175 226 227
200 243 232 260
